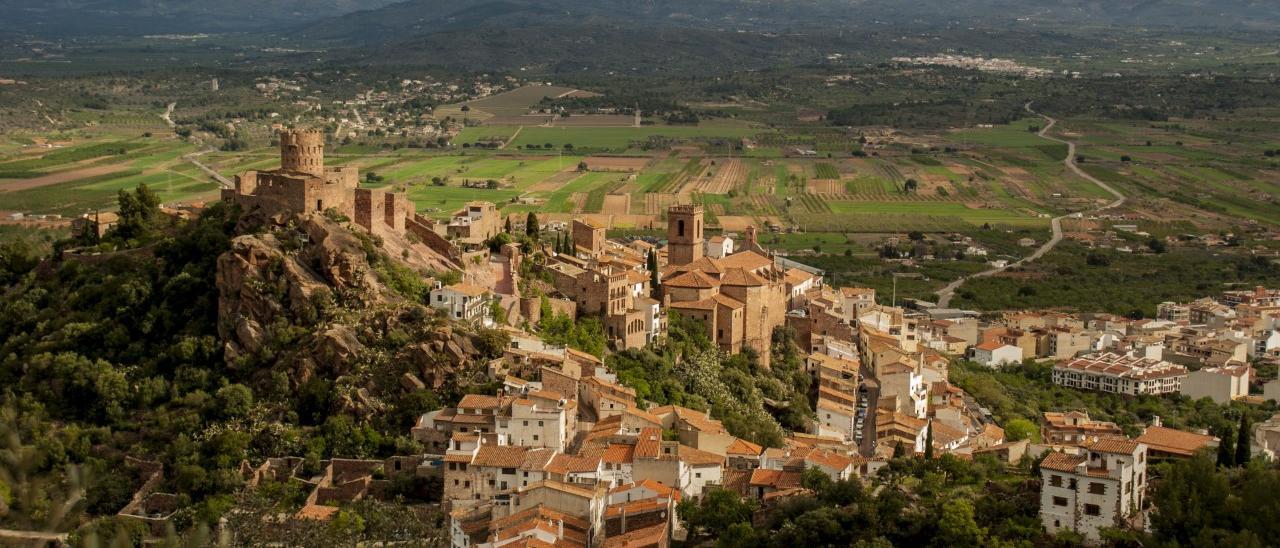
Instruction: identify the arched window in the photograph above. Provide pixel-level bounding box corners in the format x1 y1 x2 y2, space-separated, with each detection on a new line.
677 219 685 237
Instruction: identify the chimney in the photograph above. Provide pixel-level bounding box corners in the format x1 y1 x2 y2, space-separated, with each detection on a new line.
1151 415 1162 428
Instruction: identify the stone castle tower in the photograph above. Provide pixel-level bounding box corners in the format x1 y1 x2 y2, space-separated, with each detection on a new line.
666 204 704 266
280 129 325 177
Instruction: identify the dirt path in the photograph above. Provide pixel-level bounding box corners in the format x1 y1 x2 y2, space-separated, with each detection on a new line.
503 126 524 149
935 103 1126 308
161 102 176 128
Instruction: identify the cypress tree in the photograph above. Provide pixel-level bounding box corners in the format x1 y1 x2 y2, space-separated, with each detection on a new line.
648 250 660 298
1216 427 1235 468
924 423 934 460
1236 414 1251 466
526 212 539 239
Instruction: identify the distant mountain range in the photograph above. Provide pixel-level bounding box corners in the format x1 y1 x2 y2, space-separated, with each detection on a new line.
0 0 401 35
295 0 1280 43
1 0 1276 37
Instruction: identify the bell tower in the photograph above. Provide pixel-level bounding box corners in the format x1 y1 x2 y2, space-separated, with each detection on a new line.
279 129 325 177
666 204 704 266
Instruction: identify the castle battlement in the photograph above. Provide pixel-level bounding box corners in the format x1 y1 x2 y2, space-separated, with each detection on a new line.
224 129 432 243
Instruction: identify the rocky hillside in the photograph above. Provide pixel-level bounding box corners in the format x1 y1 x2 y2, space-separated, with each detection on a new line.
216 209 502 416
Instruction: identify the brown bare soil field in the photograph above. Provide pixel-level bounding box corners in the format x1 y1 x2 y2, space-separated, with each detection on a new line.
483 115 556 126
807 179 842 194
645 193 683 214
529 171 581 192
584 156 651 171
553 115 636 127
717 216 756 232
0 164 128 192
602 194 631 215
560 90 602 99
684 159 741 194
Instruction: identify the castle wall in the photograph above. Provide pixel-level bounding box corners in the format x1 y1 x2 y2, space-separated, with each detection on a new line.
354 188 386 234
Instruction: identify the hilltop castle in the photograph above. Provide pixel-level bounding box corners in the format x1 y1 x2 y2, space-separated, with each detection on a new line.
223 129 446 244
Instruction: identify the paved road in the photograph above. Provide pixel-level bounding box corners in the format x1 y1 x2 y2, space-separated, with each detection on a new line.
935 103 1126 308
185 148 234 189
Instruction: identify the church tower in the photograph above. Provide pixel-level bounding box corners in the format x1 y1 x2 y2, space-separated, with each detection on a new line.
279 129 325 177
666 204 704 266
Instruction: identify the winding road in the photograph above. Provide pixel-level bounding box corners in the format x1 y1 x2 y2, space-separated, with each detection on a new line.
934 103 1127 308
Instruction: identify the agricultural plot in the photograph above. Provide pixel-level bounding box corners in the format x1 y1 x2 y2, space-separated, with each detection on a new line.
508 126 759 152
825 201 1048 228
684 158 744 194
436 84 587 121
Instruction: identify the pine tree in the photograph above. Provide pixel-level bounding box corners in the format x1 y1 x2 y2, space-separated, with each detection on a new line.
1236 414 1251 466
893 441 905 459
504 216 512 234
1216 427 1235 468
924 423 934 460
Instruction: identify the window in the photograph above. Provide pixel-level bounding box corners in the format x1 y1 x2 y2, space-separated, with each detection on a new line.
502 468 516 475
538 421 544 427
488 480 494 487
533 435 540 441
1068 478 1077 490
449 463 457 471
695 473 702 479
1084 504 1101 516
1088 482 1106 495
1053 496 1068 507
523 421 529 426
1049 475 1063 487
464 481 470 488
523 471 528 478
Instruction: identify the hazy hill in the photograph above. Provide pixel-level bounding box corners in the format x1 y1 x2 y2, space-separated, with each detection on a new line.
0 0 401 35
3 0 1275 37
295 0 1280 43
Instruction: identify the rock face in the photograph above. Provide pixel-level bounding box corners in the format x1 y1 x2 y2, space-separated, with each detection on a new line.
214 211 502 418
216 213 441 371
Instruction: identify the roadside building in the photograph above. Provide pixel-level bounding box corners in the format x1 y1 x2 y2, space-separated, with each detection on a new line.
1039 439 1148 542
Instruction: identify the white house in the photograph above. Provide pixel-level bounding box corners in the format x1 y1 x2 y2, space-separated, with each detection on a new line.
972 342 1022 367
815 397 859 442
705 235 733 259
430 282 492 323
1040 439 1148 542
1182 365 1250 405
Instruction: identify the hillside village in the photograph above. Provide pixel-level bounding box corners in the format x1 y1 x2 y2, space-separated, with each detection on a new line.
42 130 1280 546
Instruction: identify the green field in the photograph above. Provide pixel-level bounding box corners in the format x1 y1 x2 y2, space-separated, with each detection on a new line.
508 126 760 151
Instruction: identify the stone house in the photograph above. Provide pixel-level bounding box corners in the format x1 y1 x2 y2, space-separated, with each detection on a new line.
1039 439 1148 542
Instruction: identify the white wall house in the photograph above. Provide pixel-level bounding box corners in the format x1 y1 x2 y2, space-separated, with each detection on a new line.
972 342 1022 367
1182 365 1249 404
430 282 492 324
1040 440 1148 542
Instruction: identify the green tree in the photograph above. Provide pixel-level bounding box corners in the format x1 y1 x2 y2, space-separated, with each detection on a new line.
114 183 162 241
525 212 539 239
1236 414 1251 466
1003 418 1038 442
1216 426 1235 468
648 250 660 298
1150 455 1231 545
933 498 985 547
679 488 756 539
215 384 254 419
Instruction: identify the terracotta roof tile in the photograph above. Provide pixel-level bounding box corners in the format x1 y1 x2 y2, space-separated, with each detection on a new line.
1136 426 1216 457
1087 438 1142 455
1040 452 1087 473
473 445 529 468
